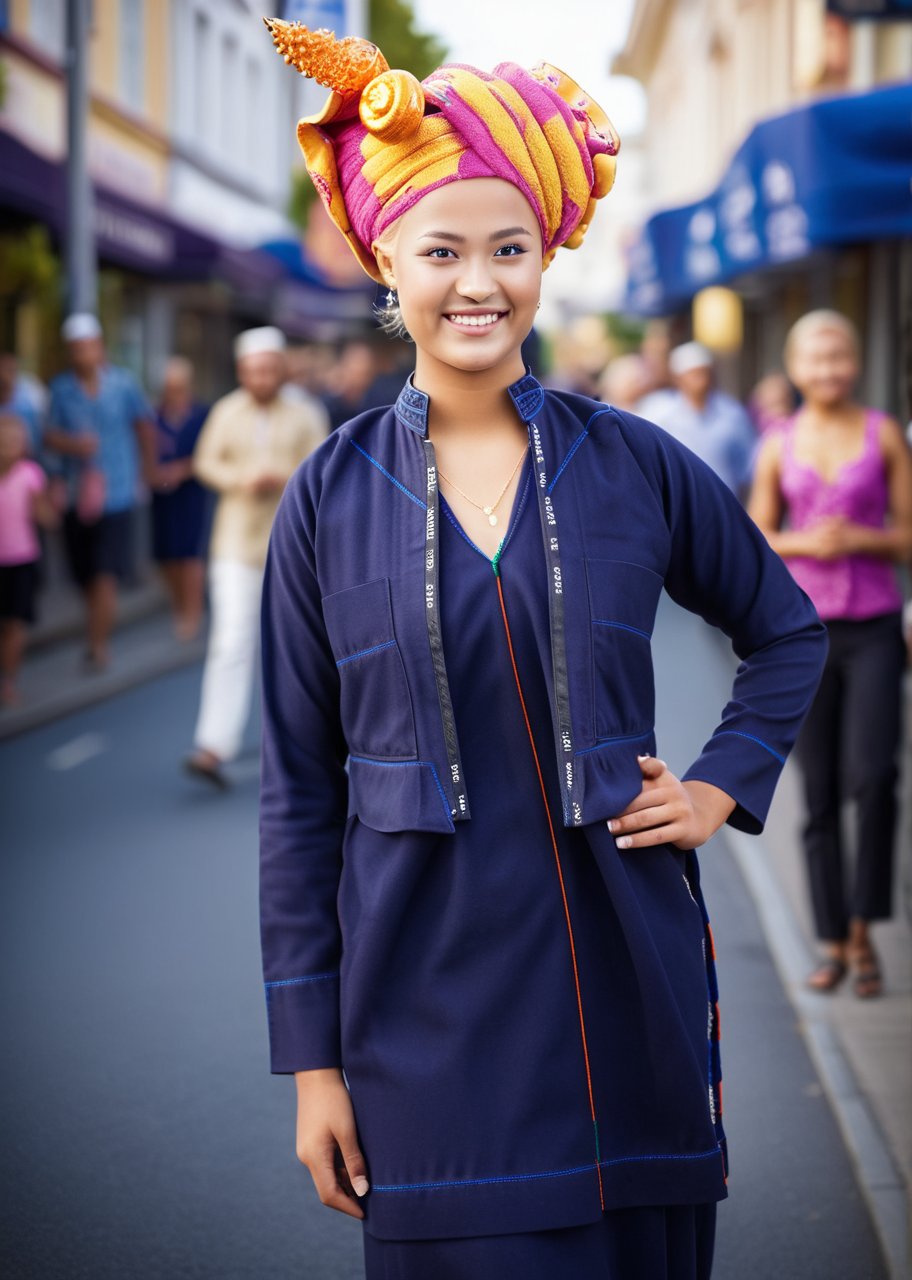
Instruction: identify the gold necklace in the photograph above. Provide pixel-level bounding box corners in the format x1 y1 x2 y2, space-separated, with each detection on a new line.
437 446 527 527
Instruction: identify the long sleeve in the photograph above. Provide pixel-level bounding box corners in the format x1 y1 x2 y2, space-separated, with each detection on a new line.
192 402 246 493
624 412 828 835
259 463 349 1072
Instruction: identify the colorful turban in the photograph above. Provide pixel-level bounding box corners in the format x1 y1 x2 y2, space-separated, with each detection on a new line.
265 19 620 284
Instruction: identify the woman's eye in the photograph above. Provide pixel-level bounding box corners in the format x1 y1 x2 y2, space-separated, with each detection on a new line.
425 247 456 259
494 244 525 257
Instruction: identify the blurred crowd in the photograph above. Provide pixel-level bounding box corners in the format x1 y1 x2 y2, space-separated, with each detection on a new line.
0 321 414 711
2 304 910 990
2 313 910 711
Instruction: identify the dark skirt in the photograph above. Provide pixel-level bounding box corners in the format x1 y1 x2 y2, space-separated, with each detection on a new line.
150 481 210 561
362 1202 717 1279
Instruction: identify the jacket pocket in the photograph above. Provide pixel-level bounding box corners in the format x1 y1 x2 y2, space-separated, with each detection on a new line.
347 756 455 833
586 558 663 740
321 577 417 759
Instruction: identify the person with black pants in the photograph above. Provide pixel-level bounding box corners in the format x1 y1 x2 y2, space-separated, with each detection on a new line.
750 309 912 997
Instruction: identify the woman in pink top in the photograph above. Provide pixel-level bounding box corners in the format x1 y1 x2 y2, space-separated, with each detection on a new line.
0 413 58 705
750 311 912 998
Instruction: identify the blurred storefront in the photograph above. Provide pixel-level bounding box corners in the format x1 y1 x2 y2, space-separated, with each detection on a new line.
0 0 372 400
615 0 912 416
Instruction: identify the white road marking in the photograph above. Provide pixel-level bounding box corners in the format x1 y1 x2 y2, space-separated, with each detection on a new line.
46 732 109 772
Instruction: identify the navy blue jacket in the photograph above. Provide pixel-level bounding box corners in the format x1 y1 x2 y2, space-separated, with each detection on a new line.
260 373 827 1240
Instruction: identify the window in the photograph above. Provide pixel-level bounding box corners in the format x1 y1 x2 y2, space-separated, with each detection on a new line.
245 58 262 171
194 9 210 139
30 0 65 62
222 34 240 157
120 0 145 113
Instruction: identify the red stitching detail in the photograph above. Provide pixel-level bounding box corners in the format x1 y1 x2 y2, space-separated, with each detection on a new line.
496 575 605 1212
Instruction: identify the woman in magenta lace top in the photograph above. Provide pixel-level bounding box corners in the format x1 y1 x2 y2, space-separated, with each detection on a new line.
750 310 912 998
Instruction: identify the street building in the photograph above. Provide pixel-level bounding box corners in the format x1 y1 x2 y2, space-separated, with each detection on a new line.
614 0 912 416
0 0 372 397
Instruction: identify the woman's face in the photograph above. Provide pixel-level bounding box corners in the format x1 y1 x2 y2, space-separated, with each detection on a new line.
375 178 543 380
787 326 858 408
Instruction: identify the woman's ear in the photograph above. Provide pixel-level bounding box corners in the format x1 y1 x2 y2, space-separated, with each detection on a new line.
372 240 396 290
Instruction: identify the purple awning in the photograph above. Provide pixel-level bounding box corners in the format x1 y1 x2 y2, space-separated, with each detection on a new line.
0 128 270 284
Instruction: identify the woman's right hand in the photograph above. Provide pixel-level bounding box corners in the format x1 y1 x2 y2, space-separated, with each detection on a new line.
294 1067 369 1219
802 515 852 560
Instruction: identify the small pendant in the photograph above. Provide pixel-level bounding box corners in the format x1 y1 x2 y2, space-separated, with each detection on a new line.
488 513 498 526
483 506 493 516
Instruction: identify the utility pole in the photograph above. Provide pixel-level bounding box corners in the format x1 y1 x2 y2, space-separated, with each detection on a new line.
65 0 97 315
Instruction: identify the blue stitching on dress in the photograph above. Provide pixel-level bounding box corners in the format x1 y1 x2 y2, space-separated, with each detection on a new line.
373 1161 594 1193
547 429 588 495
575 730 653 756
371 1147 722 1192
349 439 426 509
336 640 397 667
599 1148 721 1170
592 618 652 641
348 756 452 823
714 729 785 764
264 971 338 990
498 466 532 558
546 407 614 495
440 500 482 556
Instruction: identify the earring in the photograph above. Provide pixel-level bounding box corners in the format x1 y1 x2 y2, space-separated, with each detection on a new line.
385 288 397 310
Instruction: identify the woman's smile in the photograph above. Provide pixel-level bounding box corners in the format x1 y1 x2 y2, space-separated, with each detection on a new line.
443 310 509 333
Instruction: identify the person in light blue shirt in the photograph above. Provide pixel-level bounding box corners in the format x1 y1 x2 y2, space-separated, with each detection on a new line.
0 353 43 459
44 314 156 670
636 342 757 497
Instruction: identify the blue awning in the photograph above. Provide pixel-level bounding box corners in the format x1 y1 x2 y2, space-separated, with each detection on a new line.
623 82 912 316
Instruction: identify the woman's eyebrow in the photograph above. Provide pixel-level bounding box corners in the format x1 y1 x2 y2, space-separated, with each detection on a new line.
417 227 534 242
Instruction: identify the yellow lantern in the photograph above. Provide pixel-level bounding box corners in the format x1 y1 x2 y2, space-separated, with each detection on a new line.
693 287 743 354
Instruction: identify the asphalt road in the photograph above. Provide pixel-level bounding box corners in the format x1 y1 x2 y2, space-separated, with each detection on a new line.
0 599 887 1278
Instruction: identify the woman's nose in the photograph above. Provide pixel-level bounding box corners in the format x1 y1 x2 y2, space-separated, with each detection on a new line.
455 257 497 302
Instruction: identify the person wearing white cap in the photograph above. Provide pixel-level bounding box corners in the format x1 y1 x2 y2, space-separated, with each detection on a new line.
635 342 756 496
44 314 157 669
184 325 328 787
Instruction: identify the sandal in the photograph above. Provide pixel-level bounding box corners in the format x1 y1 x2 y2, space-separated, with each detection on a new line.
183 752 230 791
849 948 883 1000
805 957 848 993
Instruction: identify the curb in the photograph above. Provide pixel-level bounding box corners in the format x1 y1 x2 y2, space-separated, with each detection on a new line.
0 626 206 740
724 826 910 1280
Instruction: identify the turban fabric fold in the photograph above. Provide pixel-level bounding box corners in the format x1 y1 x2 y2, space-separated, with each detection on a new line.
265 20 620 283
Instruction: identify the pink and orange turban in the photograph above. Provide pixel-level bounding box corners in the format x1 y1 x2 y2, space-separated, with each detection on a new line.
265 19 620 284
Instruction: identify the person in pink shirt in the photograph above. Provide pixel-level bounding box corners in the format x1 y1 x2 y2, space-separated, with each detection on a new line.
749 311 912 998
0 413 59 705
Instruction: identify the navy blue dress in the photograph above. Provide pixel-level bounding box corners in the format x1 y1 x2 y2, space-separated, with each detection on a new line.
353 454 720 1274
260 378 827 1274
150 403 210 561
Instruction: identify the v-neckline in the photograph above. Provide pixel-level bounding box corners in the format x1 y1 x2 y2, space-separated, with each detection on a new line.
440 452 532 572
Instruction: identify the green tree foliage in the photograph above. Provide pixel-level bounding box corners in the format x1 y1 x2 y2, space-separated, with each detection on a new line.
288 0 448 229
369 0 448 81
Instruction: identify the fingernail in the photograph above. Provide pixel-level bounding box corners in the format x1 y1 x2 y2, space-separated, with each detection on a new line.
607 820 618 832
353 1176 370 1197
617 836 632 849
637 753 650 760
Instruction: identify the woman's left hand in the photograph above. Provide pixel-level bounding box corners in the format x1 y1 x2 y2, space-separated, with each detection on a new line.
607 755 736 851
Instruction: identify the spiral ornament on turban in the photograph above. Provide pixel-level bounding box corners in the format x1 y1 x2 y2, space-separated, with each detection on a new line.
264 18 620 283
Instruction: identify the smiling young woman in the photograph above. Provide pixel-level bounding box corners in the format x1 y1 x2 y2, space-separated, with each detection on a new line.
259 20 828 1279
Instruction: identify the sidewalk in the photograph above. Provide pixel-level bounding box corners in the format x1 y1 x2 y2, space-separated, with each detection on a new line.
0 590 205 740
721 662 912 1280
